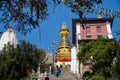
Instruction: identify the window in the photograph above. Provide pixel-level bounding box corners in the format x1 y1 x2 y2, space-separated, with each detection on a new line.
86 27 90 34
98 35 102 38
86 35 91 39
96 26 101 33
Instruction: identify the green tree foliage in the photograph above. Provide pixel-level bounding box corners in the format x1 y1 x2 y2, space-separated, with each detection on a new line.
77 38 118 79
0 41 46 80
53 0 102 17
113 41 120 79
53 0 102 28
89 76 106 80
0 0 102 34
0 0 48 34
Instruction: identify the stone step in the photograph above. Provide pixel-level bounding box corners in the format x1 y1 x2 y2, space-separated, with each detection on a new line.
49 69 75 80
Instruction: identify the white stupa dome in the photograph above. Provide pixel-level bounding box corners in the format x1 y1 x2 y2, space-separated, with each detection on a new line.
0 26 18 50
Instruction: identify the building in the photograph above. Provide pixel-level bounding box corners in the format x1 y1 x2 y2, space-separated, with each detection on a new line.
55 22 71 68
45 51 53 64
0 26 18 50
54 22 80 74
72 17 114 75
72 18 113 44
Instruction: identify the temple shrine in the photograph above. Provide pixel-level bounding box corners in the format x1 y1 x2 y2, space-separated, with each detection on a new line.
0 26 18 50
55 22 71 67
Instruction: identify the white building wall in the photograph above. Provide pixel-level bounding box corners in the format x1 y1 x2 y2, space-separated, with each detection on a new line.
71 46 79 74
76 22 81 40
106 21 113 39
70 22 81 74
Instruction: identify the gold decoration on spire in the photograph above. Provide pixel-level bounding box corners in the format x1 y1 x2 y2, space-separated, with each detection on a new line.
56 22 71 61
97 11 102 18
60 22 69 36
9 25 12 29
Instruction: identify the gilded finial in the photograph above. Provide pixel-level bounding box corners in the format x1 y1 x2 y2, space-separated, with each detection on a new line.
61 22 67 29
60 22 69 36
9 25 12 29
97 11 102 18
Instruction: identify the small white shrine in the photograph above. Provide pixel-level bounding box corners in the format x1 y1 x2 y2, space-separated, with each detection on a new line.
0 26 18 50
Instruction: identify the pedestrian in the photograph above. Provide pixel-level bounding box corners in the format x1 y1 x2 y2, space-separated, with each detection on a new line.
56 69 59 77
45 74 50 80
45 76 49 80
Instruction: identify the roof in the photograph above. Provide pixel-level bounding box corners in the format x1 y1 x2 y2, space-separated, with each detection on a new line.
72 18 114 24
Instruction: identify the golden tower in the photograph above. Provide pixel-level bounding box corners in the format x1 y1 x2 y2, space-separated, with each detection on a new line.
56 22 71 64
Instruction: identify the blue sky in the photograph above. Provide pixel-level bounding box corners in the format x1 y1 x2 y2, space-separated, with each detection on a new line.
1 0 120 52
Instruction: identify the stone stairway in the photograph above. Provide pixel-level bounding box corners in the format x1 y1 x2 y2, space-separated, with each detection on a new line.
49 69 75 80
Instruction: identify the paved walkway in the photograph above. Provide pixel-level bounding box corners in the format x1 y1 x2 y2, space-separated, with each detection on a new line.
37 69 81 80
49 69 75 80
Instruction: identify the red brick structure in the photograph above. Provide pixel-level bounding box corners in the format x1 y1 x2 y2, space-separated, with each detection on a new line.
72 18 114 44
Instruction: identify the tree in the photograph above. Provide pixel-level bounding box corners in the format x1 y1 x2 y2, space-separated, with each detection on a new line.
114 40 120 79
89 76 106 80
0 41 46 80
0 0 48 34
77 38 118 79
0 0 102 34
53 0 102 28
54 0 102 17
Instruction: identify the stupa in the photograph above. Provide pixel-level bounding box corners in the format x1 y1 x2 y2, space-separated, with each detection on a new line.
0 26 18 50
56 22 71 67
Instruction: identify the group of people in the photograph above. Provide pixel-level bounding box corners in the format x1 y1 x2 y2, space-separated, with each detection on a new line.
51 64 64 77
44 64 72 80
44 64 64 80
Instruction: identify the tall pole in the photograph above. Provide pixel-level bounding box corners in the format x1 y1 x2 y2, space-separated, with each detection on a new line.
76 22 81 77
76 33 83 77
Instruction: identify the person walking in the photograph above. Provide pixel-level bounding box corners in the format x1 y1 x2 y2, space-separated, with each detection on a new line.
45 74 50 80
45 76 49 80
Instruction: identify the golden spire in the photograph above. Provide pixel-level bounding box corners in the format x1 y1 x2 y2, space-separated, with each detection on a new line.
9 25 12 29
97 11 102 18
56 22 71 61
60 22 69 36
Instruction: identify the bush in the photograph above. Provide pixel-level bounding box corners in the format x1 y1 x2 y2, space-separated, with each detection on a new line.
89 76 106 80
